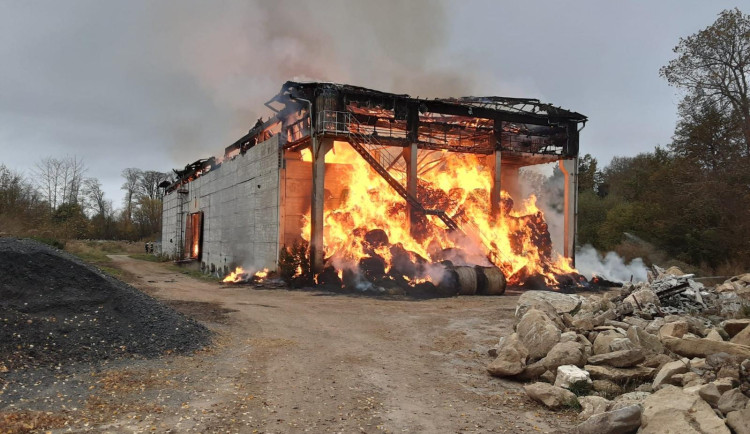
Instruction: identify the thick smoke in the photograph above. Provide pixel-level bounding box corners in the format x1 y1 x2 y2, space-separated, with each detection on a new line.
575 244 648 283
154 0 478 163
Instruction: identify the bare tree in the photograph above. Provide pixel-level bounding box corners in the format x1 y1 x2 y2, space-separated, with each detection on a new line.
82 177 109 217
121 168 142 221
34 157 64 212
137 170 169 200
63 156 86 205
33 156 87 212
660 8 750 152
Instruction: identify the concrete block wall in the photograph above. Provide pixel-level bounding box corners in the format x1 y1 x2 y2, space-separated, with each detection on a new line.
161 135 281 275
161 187 185 257
278 153 355 248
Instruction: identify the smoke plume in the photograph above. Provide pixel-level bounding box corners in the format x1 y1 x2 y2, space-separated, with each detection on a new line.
575 244 648 283
154 0 477 162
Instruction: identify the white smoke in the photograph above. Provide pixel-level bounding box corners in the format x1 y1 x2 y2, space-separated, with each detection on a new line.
575 244 648 283
421 262 448 284
519 163 564 253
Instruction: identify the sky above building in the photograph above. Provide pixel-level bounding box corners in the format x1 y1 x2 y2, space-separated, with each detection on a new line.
0 0 742 208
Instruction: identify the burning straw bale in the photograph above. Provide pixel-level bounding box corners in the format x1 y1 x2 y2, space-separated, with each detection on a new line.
298 141 578 295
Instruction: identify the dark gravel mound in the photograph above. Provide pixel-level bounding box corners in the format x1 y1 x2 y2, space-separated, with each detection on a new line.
0 238 212 370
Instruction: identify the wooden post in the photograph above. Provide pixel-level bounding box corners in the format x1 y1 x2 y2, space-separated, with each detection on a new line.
489 151 502 217
559 158 578 264
310 137 333 274
403 143 418 236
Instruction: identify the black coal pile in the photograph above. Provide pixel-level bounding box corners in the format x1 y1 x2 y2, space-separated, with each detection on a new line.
0 238 211 370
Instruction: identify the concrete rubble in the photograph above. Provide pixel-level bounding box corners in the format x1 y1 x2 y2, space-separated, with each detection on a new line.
487 265 750 433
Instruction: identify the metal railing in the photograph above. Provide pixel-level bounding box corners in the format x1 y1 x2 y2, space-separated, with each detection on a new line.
315 109 460 231
316 110 406 178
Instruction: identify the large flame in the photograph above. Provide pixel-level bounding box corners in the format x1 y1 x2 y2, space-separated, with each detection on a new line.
300 141 575 286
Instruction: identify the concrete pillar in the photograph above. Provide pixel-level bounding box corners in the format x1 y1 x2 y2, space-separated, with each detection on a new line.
559 158 578 263
500 164 520 202
489 151 502 217
310 137 333 274
403 143 418 235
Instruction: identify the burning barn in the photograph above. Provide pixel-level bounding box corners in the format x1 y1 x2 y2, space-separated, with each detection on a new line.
161 81 587 294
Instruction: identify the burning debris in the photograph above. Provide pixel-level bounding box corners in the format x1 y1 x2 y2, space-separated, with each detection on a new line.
222 267 270 284
297 141 578 296
486 265 750 433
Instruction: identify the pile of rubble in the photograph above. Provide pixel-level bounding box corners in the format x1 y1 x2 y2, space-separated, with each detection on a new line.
0 238 212 371
487 266 750 434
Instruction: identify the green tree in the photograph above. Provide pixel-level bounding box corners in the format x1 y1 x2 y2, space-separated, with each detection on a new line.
577 154 600 195
52 203 89 239
660 8 750 152
672 90 745 170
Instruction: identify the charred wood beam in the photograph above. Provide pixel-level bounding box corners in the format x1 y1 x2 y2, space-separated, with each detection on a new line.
566 121 580 156
283 81 586 126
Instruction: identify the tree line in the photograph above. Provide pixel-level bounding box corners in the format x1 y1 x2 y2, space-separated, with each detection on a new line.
0 157 171 242
577 8 750 274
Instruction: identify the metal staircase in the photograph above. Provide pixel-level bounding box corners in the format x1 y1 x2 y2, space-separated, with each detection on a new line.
325 110 461 232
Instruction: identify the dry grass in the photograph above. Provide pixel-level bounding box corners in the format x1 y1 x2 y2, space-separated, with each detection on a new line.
714 259 749 277
66 240 144 257
64 240 145 278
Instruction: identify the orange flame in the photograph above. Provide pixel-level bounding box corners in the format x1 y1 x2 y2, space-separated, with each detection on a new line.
222 267 271 283
300 141 576 286
255 268 269 281
223 267 245 283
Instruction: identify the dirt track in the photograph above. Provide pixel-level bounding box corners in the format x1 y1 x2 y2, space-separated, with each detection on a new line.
2 255 576 433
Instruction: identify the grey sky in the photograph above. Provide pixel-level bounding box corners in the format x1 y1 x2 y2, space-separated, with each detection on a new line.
0 1 742 208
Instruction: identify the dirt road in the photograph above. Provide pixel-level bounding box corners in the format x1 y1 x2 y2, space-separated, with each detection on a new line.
3 256 576 433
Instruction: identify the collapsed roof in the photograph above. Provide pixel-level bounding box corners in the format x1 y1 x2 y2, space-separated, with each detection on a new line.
166 81 586 193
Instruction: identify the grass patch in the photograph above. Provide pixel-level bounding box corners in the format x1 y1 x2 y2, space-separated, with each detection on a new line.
98 265 125 278
168 265 221 283
63 240 143 279
129 253 170 263
70 250 113 264
66 251 126 279
568 380 593 397
563 397 582 411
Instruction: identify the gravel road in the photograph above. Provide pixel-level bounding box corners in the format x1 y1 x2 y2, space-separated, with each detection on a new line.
1 255 576 433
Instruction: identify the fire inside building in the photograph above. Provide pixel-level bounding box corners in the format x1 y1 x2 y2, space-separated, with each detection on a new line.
161 81 587 295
